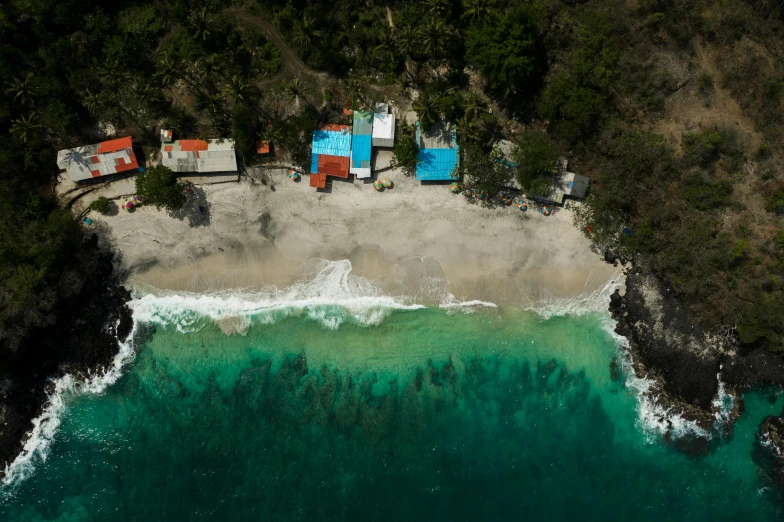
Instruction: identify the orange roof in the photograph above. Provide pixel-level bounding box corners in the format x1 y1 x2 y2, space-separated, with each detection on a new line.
163 145 173 152
90 169 101 178
256 140 270 154
309 173 327 189
342 108 353 115
178 140 210 152
97 136 133 153
317 154 349 178
319 124 351 132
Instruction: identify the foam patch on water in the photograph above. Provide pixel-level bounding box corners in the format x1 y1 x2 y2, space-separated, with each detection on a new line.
599 317 713 443
1 322 138 492
527 269 625 319
129 260 426 332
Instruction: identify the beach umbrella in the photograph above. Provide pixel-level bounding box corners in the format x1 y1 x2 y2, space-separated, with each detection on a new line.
373 180 384 191
123 199 134 211
450 182 460 193
382 177 393 188
541 206 551 216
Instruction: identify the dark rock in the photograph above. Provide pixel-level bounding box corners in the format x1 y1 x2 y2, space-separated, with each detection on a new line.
0 240 132 479
754 416 784 491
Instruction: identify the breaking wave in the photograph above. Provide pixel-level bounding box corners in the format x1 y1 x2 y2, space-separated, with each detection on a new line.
129 259 426 333
1 322 138 492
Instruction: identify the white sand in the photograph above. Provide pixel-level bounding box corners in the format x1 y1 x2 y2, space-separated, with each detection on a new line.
78 165 621 307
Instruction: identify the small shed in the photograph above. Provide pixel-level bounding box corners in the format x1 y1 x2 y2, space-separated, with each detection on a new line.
372 102 395 148
415 122 459 181
256 140 270 155
161 129 173 143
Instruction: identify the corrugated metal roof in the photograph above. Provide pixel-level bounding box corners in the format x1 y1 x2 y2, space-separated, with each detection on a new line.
416 148 459 181
160 139 237 173
372 113 395 146
57 137 138 182
352 111 373 135
311 129 352 158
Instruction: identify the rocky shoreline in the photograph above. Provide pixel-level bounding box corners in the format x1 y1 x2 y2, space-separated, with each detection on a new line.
611 259 784 466
0 234 132 480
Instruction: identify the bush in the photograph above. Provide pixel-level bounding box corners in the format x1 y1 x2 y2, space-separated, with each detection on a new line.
766 185 784 214
513 131 559 198
89 196 112 215
135 165 186 211
682 175 733 210
393 124 419 172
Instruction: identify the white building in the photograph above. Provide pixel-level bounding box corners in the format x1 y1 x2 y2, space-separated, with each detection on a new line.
372 102 395 148
161 139 238 173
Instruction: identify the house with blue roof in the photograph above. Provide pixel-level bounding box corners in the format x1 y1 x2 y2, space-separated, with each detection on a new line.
415 122 459 181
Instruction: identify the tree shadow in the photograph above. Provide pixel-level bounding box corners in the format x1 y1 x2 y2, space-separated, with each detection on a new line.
170 184 211 227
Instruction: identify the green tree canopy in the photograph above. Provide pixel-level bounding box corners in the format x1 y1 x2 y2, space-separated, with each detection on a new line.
89 196 112 215
135 165 186 211
465 6 539 97
461 144 511 197
513 131 559 199
393 125 419 172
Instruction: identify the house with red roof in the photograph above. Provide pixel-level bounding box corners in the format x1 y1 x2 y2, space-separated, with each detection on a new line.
161 139 237 173
56 136 139 182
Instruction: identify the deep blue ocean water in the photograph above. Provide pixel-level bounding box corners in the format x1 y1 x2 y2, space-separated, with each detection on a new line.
1 304 782 521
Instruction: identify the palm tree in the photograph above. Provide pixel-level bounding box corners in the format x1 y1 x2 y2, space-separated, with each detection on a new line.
259 124 284 145
462 0 495 24
413 92 440 131
343 78 365 108
281 77 310 108
422 0 449 18
196 91 223 117
397 24 418 58
373 31 398 69
223 75 253 105
10 114 42 144
96 59 130 87
189 7 212 41
5 73 36 107
156 53 181 87
83 89 108 117
462 93 487 124
419 19 448 59
292 16 321 53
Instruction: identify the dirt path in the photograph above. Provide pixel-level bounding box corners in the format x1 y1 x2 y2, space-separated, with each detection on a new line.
223 7 328 86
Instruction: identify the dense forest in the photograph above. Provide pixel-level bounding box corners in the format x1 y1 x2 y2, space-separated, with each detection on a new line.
1 0 784 403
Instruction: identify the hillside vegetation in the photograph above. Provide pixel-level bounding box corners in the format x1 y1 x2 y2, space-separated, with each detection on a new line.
0 0 783 363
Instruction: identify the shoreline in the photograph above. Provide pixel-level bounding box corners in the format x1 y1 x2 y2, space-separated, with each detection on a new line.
76 166 621 308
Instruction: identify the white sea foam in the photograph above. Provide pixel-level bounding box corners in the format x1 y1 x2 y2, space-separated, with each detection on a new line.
598 316 712 442
527 269 625 319
1 322 138 492
129 260 426 332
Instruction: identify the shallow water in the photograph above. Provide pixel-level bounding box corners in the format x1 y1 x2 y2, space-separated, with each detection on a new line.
1 305 782 521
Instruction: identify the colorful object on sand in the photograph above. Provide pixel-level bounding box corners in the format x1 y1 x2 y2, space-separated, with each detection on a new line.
382 177 393 189
517 198 528 211
122 199 135 211
541 206 551 216
449 182 460 193
373 179 384 191
83 217 92 225
504 197 512 206
287 170 300 181
462 188 473 198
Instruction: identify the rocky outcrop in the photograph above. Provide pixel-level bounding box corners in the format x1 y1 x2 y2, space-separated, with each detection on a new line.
0 234 132 478
755 416 784 491
610 265 728 433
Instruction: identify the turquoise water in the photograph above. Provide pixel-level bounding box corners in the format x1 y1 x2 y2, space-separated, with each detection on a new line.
1 306 782 521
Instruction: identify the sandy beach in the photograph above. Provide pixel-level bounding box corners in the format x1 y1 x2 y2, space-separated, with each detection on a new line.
74 164 621 307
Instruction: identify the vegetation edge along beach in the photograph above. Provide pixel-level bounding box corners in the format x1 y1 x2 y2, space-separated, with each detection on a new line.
2 0 784 488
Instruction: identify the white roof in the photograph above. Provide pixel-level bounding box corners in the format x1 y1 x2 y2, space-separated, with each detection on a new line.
160 139 237 173
56 140 136 182
372 113 395 140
